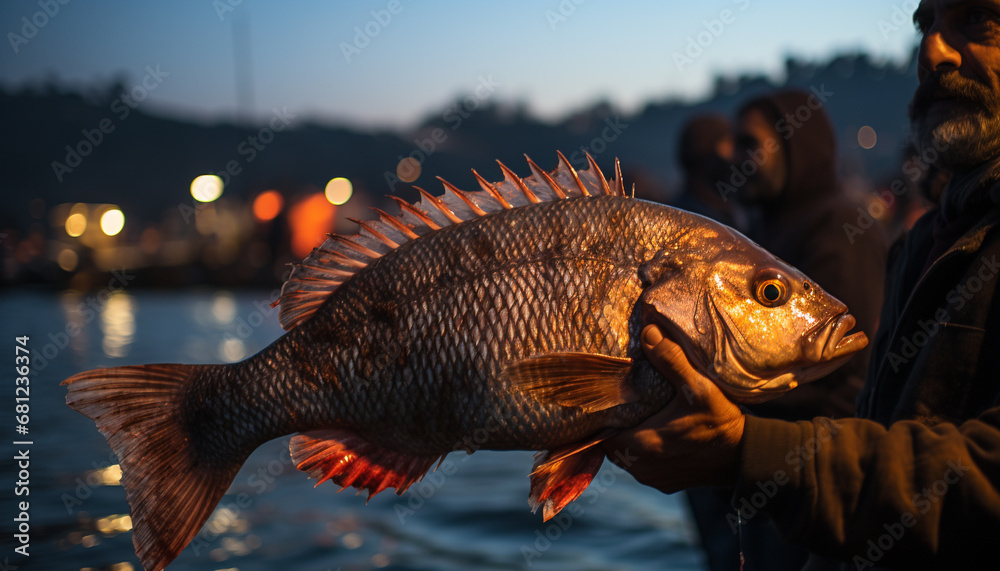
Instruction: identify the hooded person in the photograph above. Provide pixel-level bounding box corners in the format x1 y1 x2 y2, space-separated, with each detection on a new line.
673 113 747 231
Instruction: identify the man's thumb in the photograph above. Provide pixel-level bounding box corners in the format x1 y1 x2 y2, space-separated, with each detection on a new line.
641 324 721 398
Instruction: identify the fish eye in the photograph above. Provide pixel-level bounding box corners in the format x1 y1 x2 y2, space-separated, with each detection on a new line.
753 271 790 307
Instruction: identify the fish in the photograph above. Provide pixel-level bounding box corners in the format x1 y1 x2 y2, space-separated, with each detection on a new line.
63 152 868 570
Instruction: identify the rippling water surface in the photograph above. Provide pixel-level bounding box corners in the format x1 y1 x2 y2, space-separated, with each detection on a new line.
2 290 707 571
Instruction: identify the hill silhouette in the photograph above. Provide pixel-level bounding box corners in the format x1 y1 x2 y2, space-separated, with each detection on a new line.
1 48 920 286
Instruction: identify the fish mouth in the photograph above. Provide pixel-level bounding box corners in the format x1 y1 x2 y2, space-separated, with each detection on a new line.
712 312 869 404
804 312 869 364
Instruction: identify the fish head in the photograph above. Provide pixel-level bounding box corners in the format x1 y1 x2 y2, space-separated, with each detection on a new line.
639 234 868 403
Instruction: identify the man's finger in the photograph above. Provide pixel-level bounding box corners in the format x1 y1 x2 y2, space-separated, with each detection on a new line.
641 323 665 349
641 324 727 403
641 324 698 384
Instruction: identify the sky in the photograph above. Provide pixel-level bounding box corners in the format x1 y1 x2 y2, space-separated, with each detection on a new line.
0 0 921 131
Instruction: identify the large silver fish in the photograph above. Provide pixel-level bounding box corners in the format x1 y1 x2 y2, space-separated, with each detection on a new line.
64 153 868 570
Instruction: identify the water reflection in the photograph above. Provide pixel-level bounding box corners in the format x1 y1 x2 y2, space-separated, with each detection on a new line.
95 514 133 536
84 464 122 486
101 291 135 358
212 291 237 324
59 291 89 363
220 337 246 362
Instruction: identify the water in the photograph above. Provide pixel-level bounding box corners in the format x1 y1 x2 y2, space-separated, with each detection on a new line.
1 290 707 571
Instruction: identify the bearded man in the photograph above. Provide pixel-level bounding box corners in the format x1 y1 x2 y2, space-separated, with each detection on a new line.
603 1 1000 568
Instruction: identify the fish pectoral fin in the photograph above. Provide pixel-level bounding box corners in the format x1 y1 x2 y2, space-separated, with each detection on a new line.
529 433 612 521
290 429 443 500
507 352 635 412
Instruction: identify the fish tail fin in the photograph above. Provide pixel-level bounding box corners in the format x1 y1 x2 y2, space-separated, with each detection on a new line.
63 364 240 571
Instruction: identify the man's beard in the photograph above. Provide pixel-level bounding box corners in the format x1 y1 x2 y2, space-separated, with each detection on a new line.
909 71 1000 173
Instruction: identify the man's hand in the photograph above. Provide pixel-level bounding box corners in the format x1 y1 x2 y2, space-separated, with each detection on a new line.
602 324 746 493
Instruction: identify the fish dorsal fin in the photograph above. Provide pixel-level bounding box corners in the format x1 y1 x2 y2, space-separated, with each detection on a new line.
277 153 626 330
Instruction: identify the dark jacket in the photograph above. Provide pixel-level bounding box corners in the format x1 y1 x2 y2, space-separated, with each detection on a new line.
742 90 887 419
736 169 1000 569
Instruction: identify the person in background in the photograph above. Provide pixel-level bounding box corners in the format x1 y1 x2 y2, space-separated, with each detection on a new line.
673 113 747 232
603 0 1000 568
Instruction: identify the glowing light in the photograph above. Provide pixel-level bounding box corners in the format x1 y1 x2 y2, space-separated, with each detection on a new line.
858 126 877 149
342 533 364 549
221 338 246 362
289 193 336 257
396 157 421 183
253 190 284 221
191 174 224 202
66 213 87 237
325 177 353 205
212 292 237 324
57 248 79 271
100 208 125 236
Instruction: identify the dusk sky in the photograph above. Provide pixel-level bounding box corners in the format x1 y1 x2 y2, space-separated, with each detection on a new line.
1 0 920 130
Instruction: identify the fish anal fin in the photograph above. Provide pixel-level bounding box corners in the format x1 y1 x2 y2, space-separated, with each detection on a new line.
507 352 635 413
529 437 610 520
291 429 442 500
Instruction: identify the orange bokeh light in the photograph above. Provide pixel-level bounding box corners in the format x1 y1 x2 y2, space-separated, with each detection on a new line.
253 190 285 222
288 193 335 258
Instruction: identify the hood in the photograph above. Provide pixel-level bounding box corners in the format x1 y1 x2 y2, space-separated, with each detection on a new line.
738 88 839 218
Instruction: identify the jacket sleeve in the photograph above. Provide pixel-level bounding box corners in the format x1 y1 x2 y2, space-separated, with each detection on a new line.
736 409 1000 567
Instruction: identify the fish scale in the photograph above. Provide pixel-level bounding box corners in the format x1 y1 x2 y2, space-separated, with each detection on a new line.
63 152 868 570
306 199 662 448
